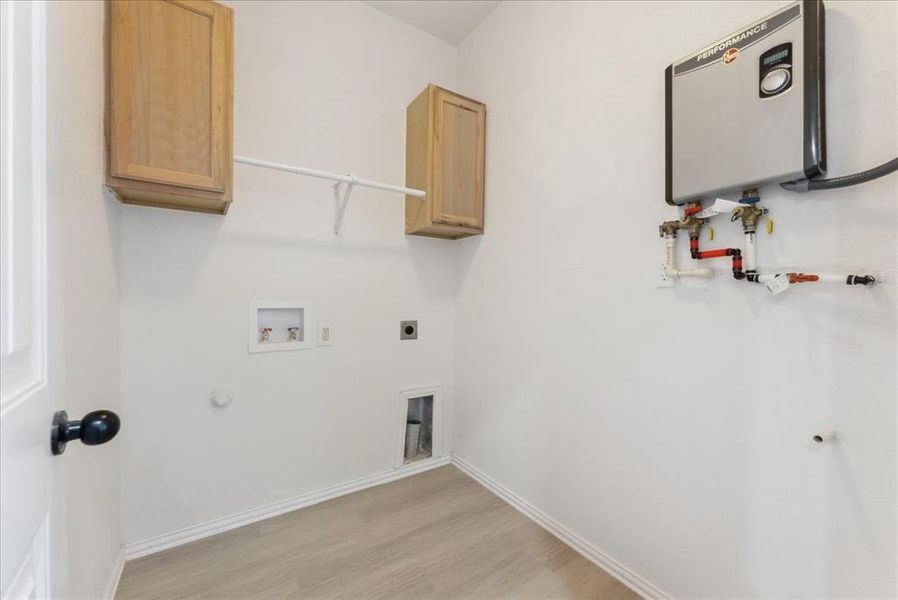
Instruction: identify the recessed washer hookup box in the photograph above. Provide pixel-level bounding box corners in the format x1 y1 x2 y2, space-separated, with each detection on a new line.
665 0 826 205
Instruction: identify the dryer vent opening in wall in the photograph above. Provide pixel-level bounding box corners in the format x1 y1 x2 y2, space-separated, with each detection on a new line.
395 386 443 469
404 395 433 464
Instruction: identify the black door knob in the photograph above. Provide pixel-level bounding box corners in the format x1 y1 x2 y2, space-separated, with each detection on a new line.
51 410 120 456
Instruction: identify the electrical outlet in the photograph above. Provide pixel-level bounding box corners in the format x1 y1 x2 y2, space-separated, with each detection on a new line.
400 320 417 340
318 323 333 346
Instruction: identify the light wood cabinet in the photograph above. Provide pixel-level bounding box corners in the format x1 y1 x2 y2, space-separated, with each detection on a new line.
105 0 233 214
406 85 485 239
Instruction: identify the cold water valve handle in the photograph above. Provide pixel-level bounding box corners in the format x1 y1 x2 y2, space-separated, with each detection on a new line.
51 409 120 455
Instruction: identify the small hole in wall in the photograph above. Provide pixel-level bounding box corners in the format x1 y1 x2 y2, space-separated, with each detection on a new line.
812 435 824 443
404 325 414 335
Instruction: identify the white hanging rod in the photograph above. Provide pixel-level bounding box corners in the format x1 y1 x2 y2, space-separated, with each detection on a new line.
234 155 426 198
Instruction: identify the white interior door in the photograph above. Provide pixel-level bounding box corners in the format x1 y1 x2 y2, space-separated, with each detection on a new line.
0 2 52 598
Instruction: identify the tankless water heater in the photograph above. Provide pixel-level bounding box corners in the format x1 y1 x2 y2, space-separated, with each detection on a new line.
665 0 825 205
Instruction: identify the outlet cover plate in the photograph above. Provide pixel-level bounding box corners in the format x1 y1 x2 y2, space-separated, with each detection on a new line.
400 320 418 340
318 323 333 346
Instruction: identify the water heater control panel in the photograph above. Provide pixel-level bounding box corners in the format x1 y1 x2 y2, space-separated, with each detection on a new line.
760 43 793 97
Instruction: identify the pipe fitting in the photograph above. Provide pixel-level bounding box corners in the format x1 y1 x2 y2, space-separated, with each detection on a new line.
661 234 713 281
685 220 704 239
733 204 767 233
812 428 835 444
659 221 680 238
847 275 876 286
741 188 760 204
683 202 703 216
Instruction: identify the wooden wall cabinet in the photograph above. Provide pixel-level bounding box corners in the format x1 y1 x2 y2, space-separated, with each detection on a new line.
105 0 234 214
406 85 486 239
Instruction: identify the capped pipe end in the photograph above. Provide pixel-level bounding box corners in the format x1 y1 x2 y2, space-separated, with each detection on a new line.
847 275 876 286
812 428 835 444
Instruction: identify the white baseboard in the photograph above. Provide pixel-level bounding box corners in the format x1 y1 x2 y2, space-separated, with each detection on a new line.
103 547 125 600
450 454 669 600
124 455 450 560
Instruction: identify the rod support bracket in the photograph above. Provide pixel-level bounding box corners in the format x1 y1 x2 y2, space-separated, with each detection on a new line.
333 176 356 235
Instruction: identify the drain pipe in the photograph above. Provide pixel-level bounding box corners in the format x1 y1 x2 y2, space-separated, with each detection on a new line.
663 233 713 279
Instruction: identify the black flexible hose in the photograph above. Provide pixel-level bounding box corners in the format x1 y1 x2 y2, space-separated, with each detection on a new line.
781 157 898 192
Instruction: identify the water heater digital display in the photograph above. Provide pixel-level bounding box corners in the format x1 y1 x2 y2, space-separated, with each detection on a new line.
763 48 790 66
665 1 826 205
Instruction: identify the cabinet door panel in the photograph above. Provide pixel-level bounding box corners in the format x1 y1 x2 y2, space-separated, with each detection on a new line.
432 90 484 228
109 0 227 192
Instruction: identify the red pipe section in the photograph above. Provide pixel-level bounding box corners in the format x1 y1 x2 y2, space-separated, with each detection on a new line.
690 236 744 280
695 248 729 258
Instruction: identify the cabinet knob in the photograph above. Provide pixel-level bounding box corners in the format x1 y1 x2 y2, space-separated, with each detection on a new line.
51 410 120 456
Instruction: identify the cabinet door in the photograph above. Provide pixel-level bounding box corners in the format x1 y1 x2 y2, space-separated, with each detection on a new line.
431 89 485 229
108 0 230 192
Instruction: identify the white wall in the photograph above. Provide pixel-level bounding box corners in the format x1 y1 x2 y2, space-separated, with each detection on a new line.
454 1 897 598
116 1 897 596
120 1 459 544
46 1 123 597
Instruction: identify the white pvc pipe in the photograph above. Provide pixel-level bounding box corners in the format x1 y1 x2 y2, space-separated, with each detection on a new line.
746 233 855 285
234 155 427 198
757 273 851 284
664 236 713 279
675 268 715 278
817 274 849 283
743 232 757 272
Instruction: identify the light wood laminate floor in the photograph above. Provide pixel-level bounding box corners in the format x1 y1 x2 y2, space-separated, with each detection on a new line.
117 465 637 599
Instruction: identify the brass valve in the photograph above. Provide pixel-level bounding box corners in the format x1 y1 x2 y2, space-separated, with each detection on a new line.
733 204 768 232
683 213 707 238
659 202 710 238
659 220 680 237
